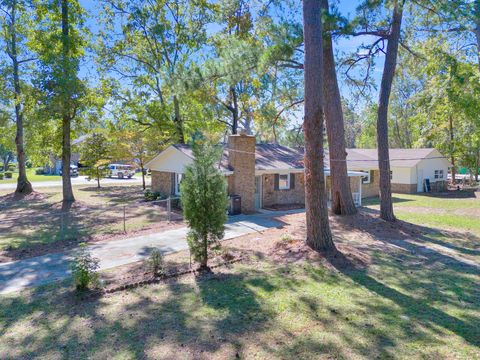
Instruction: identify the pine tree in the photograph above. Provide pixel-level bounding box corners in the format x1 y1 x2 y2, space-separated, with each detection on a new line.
181 142 228 270
302 0 335 253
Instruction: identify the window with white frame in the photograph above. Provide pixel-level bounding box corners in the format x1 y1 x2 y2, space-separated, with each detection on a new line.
278 174 290 190
434 170 444 179
175 173 183 195
361 170 370 184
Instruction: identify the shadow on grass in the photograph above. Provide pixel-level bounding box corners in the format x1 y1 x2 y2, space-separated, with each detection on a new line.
0 192 176 259
361 195 415 206
1 207 479 358
77 184 146 204
0 269 282 358
328 210 480 349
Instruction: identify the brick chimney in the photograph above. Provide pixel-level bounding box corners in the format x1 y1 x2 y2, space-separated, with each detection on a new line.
228 131 256 213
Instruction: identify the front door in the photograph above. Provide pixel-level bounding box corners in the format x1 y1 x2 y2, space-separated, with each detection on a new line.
417 169 424 192
255 176 262 209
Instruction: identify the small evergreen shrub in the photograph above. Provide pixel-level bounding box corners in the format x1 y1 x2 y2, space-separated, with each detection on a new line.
35 167 45 175
71 243 100 290
0 173 4 180
4 172 12 179
7 164 15 171
181 143 228 270
144 189 165 201
146 248 165 277
280 233 293 242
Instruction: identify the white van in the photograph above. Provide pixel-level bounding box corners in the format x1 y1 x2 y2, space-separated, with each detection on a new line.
108 164 135 179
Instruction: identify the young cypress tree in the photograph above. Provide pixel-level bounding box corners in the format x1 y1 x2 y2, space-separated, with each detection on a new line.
181 142 228 270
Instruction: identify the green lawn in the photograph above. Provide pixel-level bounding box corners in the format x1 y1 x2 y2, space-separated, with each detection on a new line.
364 192 480 234
0 168 61 183
1 245 478 359
1 192 479 358
0 184 173 252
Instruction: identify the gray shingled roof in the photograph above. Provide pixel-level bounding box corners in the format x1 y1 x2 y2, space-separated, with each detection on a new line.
342 148 440 168
255 144 304 170
173 143 304 171
173 144 441 171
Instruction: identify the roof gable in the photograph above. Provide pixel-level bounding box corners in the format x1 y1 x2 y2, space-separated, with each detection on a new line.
145 145 194 173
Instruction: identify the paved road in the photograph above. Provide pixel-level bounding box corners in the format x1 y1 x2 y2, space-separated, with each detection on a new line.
0 212 292 294
0 176 149 191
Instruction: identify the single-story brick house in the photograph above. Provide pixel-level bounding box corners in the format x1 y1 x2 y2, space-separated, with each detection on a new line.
145 133 367 213
331 148 451 194
146 134 450 213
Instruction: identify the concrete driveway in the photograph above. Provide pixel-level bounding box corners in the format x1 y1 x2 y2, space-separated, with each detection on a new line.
0 212 292 295
0 176 149 191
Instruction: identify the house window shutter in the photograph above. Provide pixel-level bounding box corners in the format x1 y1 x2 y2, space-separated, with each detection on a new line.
370 170 374 183
171 172 176 195
290 173 295 189
274 174 279 190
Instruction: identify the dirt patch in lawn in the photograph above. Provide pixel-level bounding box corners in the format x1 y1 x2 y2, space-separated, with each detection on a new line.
0 191 48 208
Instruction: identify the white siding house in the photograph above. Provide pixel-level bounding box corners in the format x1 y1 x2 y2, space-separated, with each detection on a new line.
331 148 451 193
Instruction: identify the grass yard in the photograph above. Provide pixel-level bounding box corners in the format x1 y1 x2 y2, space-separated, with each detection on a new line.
364 191 480 234
0 184 180 261
0 168 61 183
0 207 479 359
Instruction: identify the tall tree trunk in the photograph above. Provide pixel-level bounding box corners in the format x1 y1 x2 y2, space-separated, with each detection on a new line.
302 0 335 253
475 0 480 73
376 0 403 222
173 95 184 144
140 160 146 190
9 0 33 195
475 148 479 182
61 0 74 203
449 114 456 184
321 0 356 216
96 167 100 188
231 86 239 134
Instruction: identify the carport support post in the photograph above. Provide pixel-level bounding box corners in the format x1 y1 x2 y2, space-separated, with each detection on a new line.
359 176 362 206
167 197 171 222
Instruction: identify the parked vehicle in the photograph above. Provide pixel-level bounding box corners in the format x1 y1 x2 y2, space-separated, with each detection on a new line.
108 164 135 179
59 164 79 177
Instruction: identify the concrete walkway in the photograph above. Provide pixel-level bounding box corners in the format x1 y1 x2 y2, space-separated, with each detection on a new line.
0 213 292 295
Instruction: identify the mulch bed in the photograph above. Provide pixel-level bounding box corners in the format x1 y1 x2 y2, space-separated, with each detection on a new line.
262 204 305 211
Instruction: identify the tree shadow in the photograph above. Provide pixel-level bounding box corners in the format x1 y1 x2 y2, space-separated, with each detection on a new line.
0 268 283 358
326 214 480 349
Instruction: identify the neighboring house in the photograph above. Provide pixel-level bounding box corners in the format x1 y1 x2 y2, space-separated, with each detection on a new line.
330 148 451 194
146 133 366 213
146 134 450 214
45 154 81 175
44 135 87 175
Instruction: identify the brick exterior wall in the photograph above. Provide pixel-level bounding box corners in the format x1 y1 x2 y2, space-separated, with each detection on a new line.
262 173 305 207
151 170 173 196
325 175 361 201
361 170 380 198
430 180 447 192
226 175 234 195
391 182 417 194
228 133 256 213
